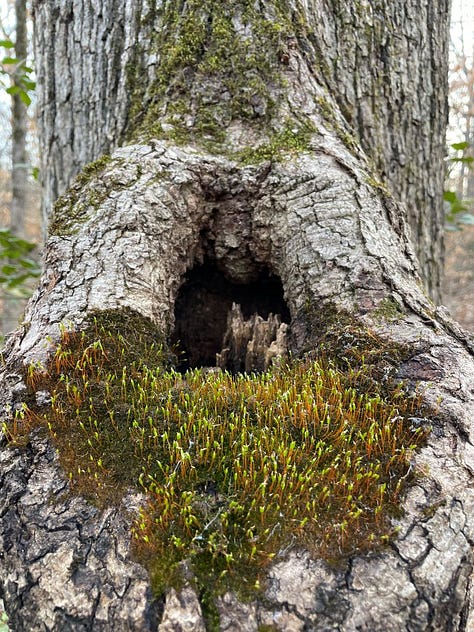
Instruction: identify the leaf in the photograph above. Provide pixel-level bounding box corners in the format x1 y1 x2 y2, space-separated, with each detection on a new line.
443 190 467 216
5 85 20 95
0 39 15 49
443 191 457 203
451 141 470 151
31 166 39 180
0 229 40 290
15 238 36 252
19 257 40 271
1 264 17 276
450 156 474 164
19 90 31 106
8 274 31 288
22 79 36 90
2 56 20 65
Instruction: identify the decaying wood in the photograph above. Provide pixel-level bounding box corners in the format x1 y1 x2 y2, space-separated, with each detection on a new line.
216 303 288 373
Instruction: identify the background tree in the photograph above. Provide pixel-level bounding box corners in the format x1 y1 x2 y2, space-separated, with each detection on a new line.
448 0 474 203
0 0 41 337
442 0 474 329
1 1 474 631
9 0 28 238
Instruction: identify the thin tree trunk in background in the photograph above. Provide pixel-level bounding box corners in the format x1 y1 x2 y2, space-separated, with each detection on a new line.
465 41 474 200
2 0 29 335
10 0 28 236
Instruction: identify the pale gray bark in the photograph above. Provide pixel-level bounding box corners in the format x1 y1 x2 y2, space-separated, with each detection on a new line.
32 0 142 226
10 0 28 238
32 0 448 300
1 136 474 630
2 1 473 631
310 0 450 301
3 0 30 334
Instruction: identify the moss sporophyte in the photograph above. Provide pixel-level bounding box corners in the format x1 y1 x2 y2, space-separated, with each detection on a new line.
3 309 429 599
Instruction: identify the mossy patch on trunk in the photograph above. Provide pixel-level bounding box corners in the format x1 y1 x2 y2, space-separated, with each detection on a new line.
4 307 430 617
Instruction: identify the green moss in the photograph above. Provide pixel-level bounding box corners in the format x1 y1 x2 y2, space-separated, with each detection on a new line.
235 120 317 164
49 155 133 236
315 95 358 153
372 297 404 323
4 306 430 613
299 302 414 388
127 0 305 151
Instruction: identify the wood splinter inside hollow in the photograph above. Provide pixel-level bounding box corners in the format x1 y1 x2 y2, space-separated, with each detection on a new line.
172 263 290 372
216 303 288 373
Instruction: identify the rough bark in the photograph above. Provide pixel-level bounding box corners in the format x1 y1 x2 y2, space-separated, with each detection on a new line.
32 0 448 300
2 1 473 631
1 138 474 630
32 0 141 226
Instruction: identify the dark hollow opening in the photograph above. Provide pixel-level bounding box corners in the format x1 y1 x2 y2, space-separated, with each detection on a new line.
171 262 290 371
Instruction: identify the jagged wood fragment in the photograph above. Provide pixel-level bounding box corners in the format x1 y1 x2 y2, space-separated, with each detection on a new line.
216 303 288 373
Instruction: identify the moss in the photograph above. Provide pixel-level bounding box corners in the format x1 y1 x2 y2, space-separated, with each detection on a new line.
234 119 317 164
372 297 404 323
49 155 133 236
299 302 415 389
315 95 358 153
126 0 307 152
365 173 392 197
3 305 431 612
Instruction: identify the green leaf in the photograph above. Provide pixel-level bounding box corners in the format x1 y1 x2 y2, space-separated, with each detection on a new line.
450 156 474 164
15 238 36 252
443 191 457 203
19 90 31 106
2 56 20 65
31 166 39 180
8 274 31 288
19 257 40 271
0 229 40 290
22 79 36 90
451 141 470 151
5 85 20 95
443 190 467 215
1 264 17 276
0 39 15 49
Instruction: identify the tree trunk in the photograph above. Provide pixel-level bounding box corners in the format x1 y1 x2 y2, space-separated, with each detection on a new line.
3 0 30 334
10 0 28 238
32 0 448 301
2 1 473 630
